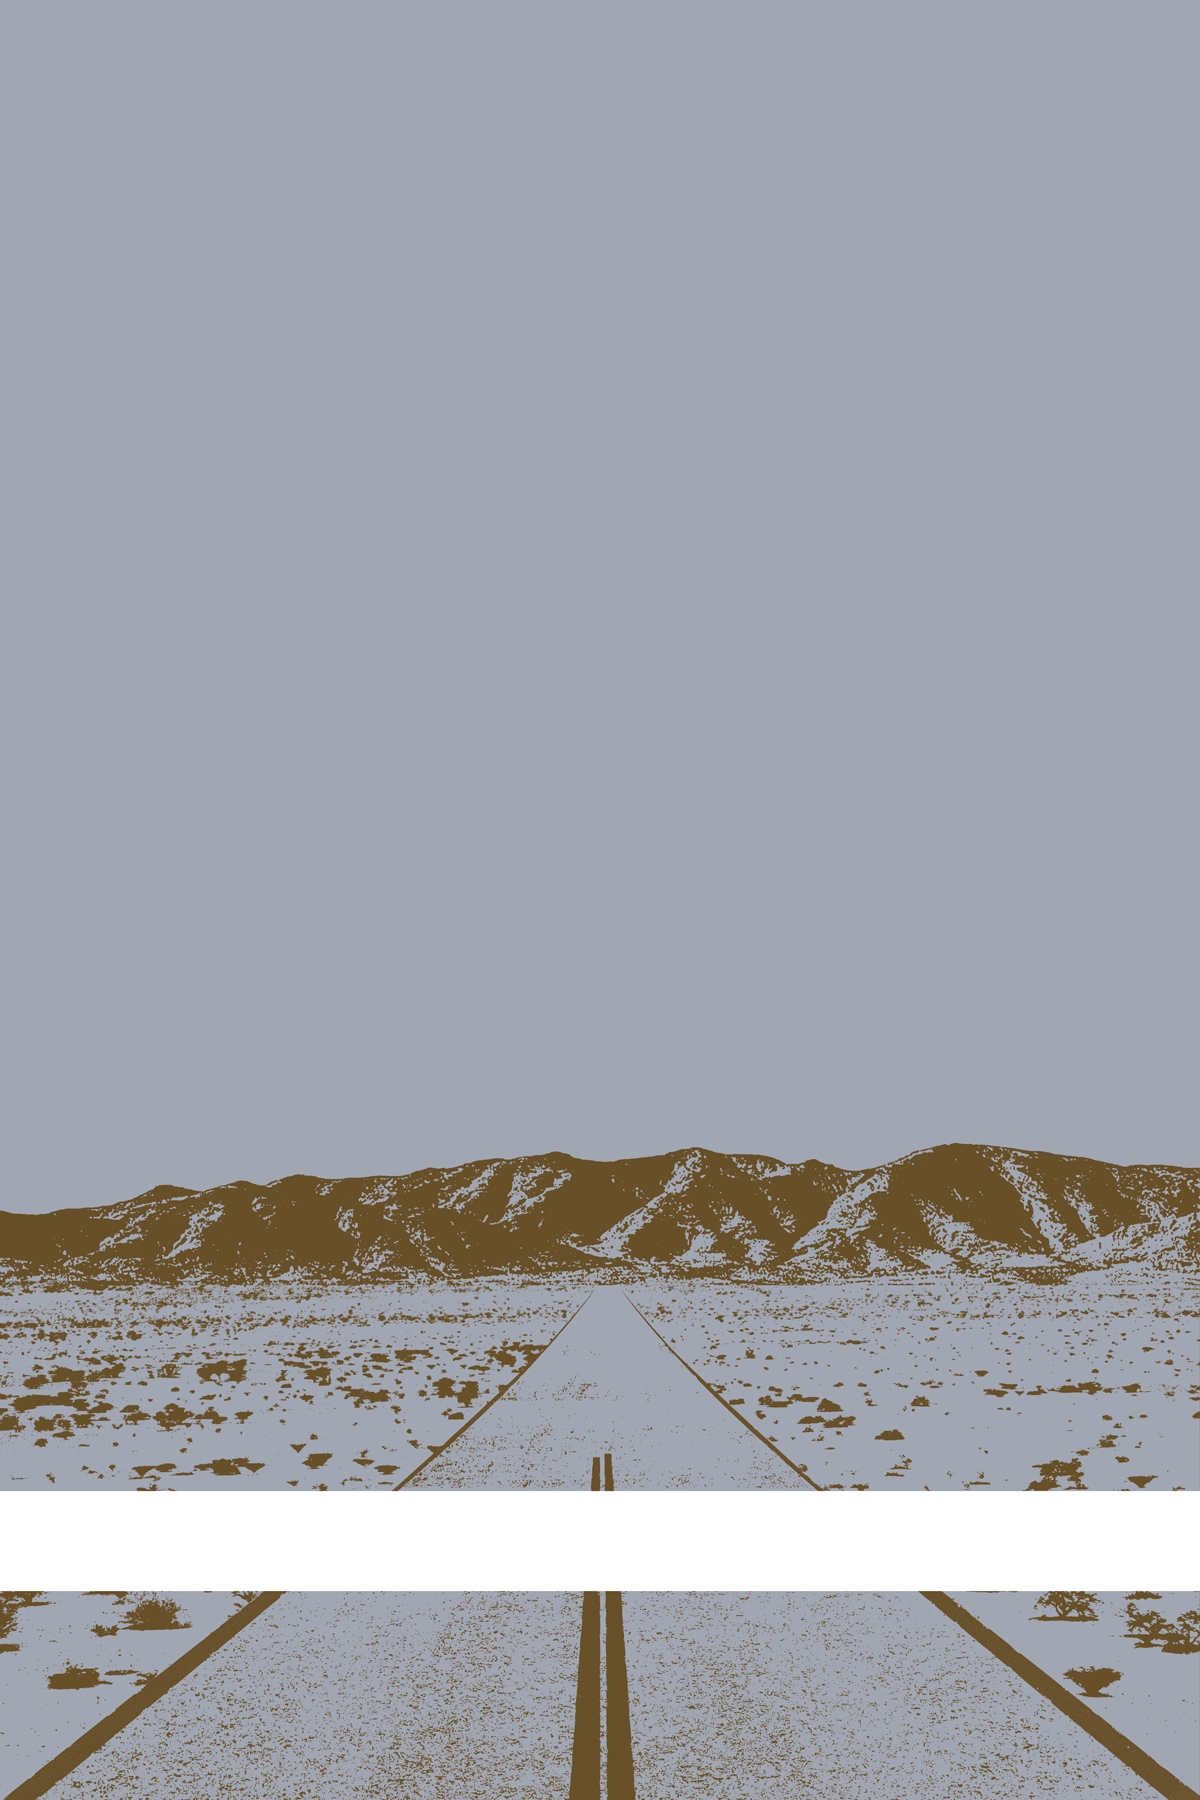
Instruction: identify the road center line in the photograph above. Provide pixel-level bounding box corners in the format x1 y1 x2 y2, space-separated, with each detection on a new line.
604 1590 636 1800
568 1589 602 1799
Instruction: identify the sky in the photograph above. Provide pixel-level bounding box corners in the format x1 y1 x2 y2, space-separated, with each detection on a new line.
2 4 1197 1212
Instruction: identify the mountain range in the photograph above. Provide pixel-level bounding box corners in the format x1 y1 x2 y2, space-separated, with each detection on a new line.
1 1143 1197 1282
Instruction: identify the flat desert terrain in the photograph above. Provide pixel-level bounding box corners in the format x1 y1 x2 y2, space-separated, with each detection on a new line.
1 1271 1194 1490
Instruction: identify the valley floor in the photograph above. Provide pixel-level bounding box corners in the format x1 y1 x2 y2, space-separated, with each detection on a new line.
0 1271 1194 1491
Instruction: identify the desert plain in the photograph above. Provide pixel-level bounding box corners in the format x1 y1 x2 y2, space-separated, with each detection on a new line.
1 1270 1194 1491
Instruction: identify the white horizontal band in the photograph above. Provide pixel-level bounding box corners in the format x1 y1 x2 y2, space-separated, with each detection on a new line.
2 1491 1197 1592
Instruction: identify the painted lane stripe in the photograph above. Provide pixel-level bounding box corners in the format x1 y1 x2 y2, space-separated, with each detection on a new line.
600 1455 636 1799
569 1590 602 1800
5 1591 285 1800
394 1291 594 1489
604 1590 635 1800
623 1293 823 1489
922 1591 1199 1800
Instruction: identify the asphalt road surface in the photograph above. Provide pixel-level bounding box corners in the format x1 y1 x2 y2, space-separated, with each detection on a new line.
11 1591 1188 1800
402 1288 812 1489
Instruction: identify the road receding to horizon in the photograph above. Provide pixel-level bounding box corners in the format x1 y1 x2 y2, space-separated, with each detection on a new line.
401 1288 813 1489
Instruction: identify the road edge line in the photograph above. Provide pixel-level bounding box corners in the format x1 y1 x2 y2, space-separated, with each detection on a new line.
623 1294 824 1490
5 1590 286 1800
921 1590 1199 1800
394 1290 594 1489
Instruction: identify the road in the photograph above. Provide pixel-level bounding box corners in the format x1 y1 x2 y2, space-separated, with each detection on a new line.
401 1288 813 1489
10 1591 1184 1800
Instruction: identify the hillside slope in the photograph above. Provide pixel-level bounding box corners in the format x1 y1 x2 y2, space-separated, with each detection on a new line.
2 1144 1197 1281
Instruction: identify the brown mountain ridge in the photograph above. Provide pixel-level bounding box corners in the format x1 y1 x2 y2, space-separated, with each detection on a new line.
1 1144 1197 1282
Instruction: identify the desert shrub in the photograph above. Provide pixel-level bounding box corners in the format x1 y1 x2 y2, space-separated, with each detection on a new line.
1121 1604 1199 1650
1036 1592 1098 1621
1124 1604 1168 1645
48 1664 102 1689
1064 1667 1122 1697
232 1591 262 1609
196 1359 247 1384
1161 1611 1200 1653
1027 1460 1086 1491
122 1594 190 1631
90 1624 119 1637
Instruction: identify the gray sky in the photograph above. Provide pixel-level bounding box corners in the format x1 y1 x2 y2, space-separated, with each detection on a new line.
2 5 1196 1212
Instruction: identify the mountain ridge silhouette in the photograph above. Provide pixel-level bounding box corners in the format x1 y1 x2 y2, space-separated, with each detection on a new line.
2 1144 1196 1281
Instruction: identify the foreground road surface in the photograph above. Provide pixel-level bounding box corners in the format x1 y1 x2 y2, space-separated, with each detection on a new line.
42 1594 579 1800
621 1592 1175 1799
14 1592 1179 1800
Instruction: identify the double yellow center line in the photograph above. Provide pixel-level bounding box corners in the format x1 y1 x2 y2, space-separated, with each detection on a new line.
568 1454 635 1800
